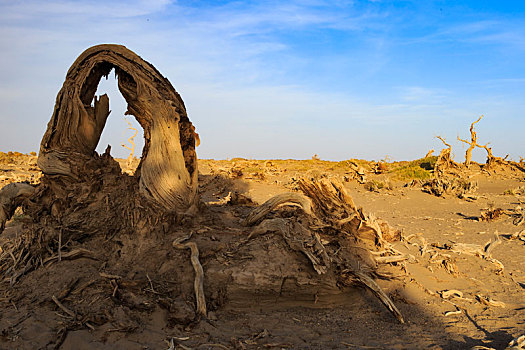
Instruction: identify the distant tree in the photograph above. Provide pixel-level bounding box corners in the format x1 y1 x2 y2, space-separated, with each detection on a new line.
457 115 483 167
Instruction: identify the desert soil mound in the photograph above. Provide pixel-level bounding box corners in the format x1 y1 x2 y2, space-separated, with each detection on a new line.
0 154 524 350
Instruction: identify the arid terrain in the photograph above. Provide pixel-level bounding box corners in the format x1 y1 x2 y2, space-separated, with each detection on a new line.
0 152 524 350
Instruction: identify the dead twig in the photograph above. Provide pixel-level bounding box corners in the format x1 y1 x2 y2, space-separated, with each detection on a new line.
51 295 76 318
99 272 122 280
43 248 97 265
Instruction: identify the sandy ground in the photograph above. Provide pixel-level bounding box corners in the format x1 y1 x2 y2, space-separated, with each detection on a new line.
0 156 524 349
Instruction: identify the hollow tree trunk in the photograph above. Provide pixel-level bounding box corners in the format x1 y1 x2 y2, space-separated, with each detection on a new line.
37 44 198 213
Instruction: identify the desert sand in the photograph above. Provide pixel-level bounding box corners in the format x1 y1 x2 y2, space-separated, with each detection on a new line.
0 153 524 350
0 44 523 350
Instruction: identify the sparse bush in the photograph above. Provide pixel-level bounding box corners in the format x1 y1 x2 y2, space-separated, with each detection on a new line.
0 151 28 164
422 177 477 198
503 186 525 196
364 179 393 192
389 156 437 180
0 152 14 164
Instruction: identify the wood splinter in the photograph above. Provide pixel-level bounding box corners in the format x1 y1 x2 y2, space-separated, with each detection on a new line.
173 238 207 317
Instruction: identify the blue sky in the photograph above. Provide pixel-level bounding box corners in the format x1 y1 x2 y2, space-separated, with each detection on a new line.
1 0 524 161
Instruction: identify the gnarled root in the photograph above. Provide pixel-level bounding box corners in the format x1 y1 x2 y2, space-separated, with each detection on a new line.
173 238 207 317
244 177 405 323
0 183 35 234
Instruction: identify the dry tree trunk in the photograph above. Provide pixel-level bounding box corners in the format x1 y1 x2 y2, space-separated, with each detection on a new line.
457 115 483 167
37 44 198 213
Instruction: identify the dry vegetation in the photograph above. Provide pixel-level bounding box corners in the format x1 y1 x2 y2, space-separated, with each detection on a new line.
0 45 524 350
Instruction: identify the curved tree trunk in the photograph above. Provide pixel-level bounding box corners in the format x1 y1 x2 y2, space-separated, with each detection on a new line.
38 44 198 213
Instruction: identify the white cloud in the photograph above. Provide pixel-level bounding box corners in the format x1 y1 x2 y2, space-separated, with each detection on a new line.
397 86 449 103
0 0 172 19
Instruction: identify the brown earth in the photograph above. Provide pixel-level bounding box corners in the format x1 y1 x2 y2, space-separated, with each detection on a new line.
0 154 524 350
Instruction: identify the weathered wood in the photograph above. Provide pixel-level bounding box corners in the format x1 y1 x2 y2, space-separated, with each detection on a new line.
173 239 207 317
457 115 483 167
38 44 198 213
476 143 508 169
297 177 358 217
434 136 457 176
250 218 330 275
0 183 35 234
242 192 312 226
243 177 404 323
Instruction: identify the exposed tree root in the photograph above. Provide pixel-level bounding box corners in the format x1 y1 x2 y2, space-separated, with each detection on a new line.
52 295 76 319
438 233 504 272
173 237 207 317
43 248 97 265
241 192 312 226
250 218 330 274
243 177 405 323
347 161 367 184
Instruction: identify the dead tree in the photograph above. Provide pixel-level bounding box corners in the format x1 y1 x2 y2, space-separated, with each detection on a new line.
37 44 198 213
121 119 138 171
242 177 405 323
0 45 407 328
434 136 456 176
457 115 483 167
476 143 508 169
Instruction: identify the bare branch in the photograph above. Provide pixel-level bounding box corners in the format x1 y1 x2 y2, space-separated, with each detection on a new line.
457 115 484 166
436 136 451 148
